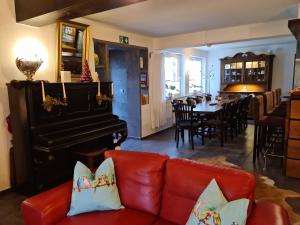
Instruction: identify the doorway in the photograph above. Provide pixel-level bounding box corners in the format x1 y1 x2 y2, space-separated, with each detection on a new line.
108 45 140 138
94 39 148 138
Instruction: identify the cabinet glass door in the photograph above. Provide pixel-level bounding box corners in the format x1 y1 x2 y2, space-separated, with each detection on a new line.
224 62 242 83
244 60 266 82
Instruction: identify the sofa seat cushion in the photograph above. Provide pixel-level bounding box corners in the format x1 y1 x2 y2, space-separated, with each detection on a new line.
160 159 255 225
104 150 169 215
246 201 290 225
153 219 178 225
57 208 157 225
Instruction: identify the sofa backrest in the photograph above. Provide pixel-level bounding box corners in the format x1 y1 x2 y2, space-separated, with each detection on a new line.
104 150 169 215
159 159 256 225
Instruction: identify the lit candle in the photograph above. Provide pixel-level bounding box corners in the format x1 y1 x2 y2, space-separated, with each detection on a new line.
62 82 66 99
98 77 101 96
111 82 114 96
41 81 45 102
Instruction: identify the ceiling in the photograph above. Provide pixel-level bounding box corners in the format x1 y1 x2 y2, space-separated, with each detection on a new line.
196 36 296 51
85 0 299 37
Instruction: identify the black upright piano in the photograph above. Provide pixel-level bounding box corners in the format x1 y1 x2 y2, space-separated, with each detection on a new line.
7 81 127 195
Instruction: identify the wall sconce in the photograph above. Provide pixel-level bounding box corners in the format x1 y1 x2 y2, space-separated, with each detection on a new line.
16 57 43 81
14 38 46 81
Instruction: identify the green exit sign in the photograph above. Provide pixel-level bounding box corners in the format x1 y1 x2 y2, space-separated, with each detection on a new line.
119 35 129 44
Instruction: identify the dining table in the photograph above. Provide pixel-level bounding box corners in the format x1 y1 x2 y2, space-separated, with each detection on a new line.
193 99 235 114
193 101 223 114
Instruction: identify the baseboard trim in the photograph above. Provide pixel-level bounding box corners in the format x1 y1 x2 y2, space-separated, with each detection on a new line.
0 188 12 196
141 126 174 140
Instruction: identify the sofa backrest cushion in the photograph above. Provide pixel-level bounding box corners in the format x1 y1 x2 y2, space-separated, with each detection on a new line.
104 150 169 215
159 159 255 225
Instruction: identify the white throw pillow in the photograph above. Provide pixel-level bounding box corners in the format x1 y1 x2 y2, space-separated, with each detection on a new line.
186 179 249 225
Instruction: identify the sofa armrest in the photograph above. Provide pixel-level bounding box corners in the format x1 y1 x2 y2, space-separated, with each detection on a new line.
247 201 290 225
21 181 72 225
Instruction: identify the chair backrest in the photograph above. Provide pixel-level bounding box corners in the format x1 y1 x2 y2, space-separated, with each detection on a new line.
253 95 265 122
242 95 252 112
205 94 212 101
263 91 274 114
221 101 234 119
275 88 282 104
272 90 279 107
195 96 203 104
172 102 196 124
186 97 196 105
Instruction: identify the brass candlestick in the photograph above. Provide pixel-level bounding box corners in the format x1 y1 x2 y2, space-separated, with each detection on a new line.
42 95 68 112
96 94 112 105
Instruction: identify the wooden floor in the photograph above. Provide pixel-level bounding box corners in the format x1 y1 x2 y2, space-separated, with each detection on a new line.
1 124 300 225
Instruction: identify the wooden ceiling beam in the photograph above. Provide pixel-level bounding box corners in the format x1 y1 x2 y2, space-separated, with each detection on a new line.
15 0 147 27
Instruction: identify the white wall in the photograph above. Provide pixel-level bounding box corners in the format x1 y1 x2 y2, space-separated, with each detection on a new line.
206 42 297 96
0 0 57 191
0 0 153 191
154 19 292 49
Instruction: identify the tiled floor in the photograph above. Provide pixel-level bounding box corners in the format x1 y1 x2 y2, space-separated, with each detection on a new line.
1 124 300 225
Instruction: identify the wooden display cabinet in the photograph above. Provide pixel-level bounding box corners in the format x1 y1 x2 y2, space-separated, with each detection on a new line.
220 52 274 94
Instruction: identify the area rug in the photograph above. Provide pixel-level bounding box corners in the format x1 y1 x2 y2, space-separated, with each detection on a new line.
194 156 300 225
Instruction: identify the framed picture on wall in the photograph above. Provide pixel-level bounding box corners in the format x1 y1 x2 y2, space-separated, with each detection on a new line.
140 73 147 87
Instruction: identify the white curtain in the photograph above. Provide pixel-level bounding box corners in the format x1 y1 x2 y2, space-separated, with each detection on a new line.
149 52 168 129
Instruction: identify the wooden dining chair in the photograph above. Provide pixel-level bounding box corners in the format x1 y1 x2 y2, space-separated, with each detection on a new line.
252 95 285 169
205 103 228 146
172 102 202 150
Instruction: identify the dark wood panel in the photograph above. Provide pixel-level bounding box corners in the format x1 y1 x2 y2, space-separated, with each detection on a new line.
286 159 300 178
288 139 300 159
15 0 147 26
289 120 300 139
291 100 300 119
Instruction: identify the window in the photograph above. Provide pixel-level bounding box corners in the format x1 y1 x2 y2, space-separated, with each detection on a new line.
186 58 202 95
164 55 180 98
164 53 206 99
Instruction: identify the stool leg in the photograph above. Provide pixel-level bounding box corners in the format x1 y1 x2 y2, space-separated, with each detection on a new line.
253 124 258 163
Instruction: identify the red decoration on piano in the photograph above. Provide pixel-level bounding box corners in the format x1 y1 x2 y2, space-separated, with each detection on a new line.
80 60 93 82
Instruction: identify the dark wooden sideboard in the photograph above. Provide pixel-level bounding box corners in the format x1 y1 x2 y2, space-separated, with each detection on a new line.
219 52 274 96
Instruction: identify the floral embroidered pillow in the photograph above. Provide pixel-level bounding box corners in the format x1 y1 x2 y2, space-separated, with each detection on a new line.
67 158 123 216
186 179 249 225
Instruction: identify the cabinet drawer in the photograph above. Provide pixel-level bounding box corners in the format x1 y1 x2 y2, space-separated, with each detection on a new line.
291 100 300 119
288 139 300 159
289 120 300 139
286 159 300 178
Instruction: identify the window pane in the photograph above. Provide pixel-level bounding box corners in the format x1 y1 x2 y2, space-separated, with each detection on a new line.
165 56 180 98
187 59 202 94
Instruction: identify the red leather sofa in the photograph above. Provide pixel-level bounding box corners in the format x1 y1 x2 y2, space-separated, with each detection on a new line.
22 150 290 225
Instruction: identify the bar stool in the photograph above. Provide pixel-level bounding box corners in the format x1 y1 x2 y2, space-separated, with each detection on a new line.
253 95 285 168
275 88 282 104
263 91 274 115
264 91 285 117
273 90 279 108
